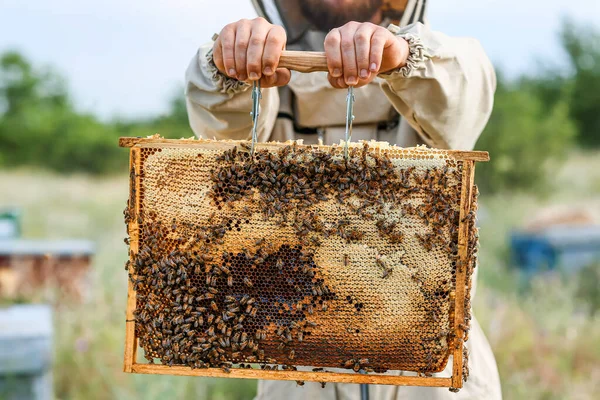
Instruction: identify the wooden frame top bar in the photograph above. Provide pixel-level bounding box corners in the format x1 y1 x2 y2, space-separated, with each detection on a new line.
118 137 489 162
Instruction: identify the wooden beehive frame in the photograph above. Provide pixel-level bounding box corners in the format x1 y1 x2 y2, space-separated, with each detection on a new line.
119 137 488 388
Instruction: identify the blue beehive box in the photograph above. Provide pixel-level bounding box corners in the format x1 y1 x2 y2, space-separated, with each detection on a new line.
510 225 600 275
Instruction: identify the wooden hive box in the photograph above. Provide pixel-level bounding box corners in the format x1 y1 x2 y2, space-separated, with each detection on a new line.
119 136 488 391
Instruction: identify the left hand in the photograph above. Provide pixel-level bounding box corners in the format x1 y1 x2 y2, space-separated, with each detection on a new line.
324 22 409 88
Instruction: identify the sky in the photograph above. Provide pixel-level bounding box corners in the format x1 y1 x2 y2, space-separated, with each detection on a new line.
0 0 598 120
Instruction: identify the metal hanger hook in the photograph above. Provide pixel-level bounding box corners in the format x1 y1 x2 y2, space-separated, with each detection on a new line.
250 80 262 157
344 86 355 160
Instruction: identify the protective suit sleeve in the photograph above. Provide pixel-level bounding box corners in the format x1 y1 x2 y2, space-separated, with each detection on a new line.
379 22 497 150
184 42 279 142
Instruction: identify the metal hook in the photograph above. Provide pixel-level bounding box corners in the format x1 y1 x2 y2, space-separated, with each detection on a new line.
250 80 262 157
344 86 355 160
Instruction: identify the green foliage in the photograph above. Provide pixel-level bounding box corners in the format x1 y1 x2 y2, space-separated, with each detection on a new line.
475 77 577 193
0 51 126 174
0 52 191 174
560 18 600 147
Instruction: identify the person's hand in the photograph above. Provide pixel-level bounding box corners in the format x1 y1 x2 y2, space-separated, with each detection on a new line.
212 18 290 88
324 22 410 88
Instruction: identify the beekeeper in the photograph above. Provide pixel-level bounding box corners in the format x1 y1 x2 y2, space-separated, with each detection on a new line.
184 0 501 399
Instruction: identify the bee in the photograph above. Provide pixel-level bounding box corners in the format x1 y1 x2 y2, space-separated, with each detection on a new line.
296 381 305 387
243 277 253 288
343 254 349 266
225 295 236 303
227 275 233 287
276 258 284 271
219 265 230 275
298 331 303 342
382 268 392 279
320 382 327 389
289 350 295 360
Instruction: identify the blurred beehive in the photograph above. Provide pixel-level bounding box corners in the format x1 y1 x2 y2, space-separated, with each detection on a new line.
119 136 488 390
0 210 94 303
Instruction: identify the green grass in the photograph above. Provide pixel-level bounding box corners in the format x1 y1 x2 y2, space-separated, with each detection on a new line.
1 151 599 400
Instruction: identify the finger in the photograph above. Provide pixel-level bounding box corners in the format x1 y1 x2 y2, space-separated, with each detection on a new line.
260 68 291 88
220 24 237 77
369 29 388 73
354 24 375 80
246 19 270 81
327 74 349 89
262 25 286 76
324 28 343 78
327 74 346 89
213 37 226 74
234 19 252 81
340 24 360 85
353 75 373 88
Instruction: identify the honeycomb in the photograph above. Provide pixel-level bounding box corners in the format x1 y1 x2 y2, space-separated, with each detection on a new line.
123 138 480 384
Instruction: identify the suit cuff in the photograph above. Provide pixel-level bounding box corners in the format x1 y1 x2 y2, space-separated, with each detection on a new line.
380 24 429 79
205 47 250 95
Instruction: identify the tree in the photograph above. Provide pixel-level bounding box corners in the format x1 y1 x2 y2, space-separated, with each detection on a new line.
560 18 600 147
475 74 577 193
0 51 124 173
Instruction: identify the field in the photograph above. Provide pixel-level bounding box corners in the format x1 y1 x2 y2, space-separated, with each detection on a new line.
1 151 599 400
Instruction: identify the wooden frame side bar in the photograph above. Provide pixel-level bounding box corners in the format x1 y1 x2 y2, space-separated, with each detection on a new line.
451 160 476 388
131 363 452 387
117 137 489 162
123 147 142 372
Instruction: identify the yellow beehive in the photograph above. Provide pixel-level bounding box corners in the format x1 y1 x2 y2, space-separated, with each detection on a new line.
119 136 488 390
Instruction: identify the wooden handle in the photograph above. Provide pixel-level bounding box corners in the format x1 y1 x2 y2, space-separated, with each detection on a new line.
279 51 328 73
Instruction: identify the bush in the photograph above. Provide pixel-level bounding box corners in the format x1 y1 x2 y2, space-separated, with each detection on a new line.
0 51 189 175
475 77 577 193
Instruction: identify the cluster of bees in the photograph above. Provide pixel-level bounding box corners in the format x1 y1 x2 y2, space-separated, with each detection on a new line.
124 141 478 388
126 213 338 371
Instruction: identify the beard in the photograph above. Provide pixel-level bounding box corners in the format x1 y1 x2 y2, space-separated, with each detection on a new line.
299 0 383 32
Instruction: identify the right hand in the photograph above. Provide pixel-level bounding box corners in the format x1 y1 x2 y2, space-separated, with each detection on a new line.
213 18 290 88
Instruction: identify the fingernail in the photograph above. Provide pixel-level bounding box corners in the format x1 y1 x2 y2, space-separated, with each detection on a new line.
238 74 247 81
347 76 358 85
228 69 236 77
249 72 259 80
263 66 273 75
370 62 377 71
360 69 368 78
333 68 341 77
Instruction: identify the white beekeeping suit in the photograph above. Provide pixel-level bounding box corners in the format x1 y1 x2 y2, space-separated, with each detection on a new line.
184 1 502 399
